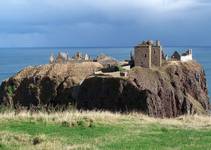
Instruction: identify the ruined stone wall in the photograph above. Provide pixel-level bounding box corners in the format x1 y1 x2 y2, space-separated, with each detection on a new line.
134 45 151 68
151 46 162 67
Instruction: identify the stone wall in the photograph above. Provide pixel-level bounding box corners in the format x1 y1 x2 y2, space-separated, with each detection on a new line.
134 45 151 68
151 46 162 67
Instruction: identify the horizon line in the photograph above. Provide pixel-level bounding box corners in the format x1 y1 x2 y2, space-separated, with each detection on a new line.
0 45 211 49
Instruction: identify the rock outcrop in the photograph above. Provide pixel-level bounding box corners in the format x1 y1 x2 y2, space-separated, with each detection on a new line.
96 54 119 67
0 62 103 107
0 60 209 117
77 61 209 117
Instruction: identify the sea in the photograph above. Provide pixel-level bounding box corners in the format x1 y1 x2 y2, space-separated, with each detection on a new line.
0 46 210 97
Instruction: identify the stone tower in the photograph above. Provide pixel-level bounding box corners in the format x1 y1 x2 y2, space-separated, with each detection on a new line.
134 41 152 68
151 40 162 67
134 40 162 68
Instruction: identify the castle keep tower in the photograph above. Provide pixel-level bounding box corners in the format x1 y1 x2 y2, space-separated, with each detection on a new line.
134 40 162 68
134 41 152 68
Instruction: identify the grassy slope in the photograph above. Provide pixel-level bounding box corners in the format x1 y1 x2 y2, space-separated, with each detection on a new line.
0 111 211 150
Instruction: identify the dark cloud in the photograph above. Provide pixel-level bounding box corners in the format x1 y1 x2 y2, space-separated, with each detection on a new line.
0 0 210 47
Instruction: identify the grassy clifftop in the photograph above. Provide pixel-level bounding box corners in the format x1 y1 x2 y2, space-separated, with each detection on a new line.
0 110 211 149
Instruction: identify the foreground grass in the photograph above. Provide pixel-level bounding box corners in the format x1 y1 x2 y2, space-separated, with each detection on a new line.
0 111 211 149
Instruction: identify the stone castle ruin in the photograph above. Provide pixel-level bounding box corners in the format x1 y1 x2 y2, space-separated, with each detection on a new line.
134 40 162 68
49 51 90 64
132 40 193 68
49 41 193 71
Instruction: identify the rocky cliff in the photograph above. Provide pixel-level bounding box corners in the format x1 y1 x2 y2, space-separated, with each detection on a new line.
0 62 103 107
0 60 209 117
78 61 209 117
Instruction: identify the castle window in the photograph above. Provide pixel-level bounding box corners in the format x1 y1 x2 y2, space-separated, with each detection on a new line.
154 50 155 54
145 54 147 58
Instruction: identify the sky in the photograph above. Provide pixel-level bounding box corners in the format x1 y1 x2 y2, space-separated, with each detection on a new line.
0 0 210 47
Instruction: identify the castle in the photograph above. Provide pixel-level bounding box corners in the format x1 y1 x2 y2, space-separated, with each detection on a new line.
49 41 193 69
133 40 193 68
134 40 162 68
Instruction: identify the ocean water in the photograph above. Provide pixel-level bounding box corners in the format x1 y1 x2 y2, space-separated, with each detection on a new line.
0 46 210 96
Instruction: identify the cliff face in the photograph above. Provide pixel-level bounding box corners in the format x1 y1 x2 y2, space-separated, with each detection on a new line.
77 61 209 117
0 60 209 117
0 62 103 107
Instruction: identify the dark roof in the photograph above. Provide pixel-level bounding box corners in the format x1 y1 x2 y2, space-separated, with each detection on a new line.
171 51 181 59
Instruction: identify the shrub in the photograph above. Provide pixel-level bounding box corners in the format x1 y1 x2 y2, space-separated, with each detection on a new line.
0 105 13 113
32 136 44 145
76 117 95 128
61 121 70 127
77 119 87 127
7 85 16 97
160 127 168 133
117 65 126 72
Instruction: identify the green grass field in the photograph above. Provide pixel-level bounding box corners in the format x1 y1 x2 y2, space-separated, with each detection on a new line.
0 111 211 150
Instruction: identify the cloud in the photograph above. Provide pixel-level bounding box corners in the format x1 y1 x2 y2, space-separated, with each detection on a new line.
0 0 208 24
0 0 210 46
